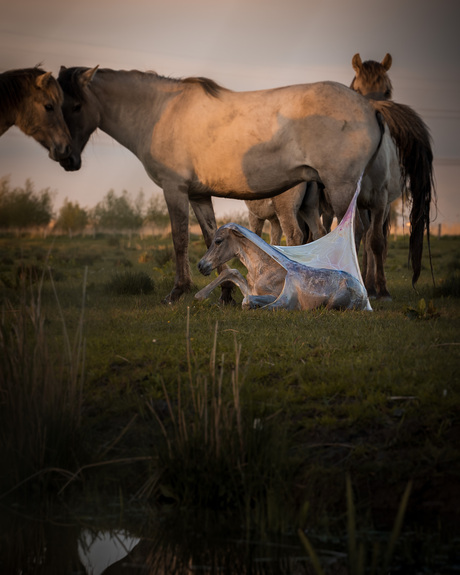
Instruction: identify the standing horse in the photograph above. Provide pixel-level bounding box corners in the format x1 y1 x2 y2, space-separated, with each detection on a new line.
0 67 71 161
57 66 383 303
244 53 434 297
351 53 435 291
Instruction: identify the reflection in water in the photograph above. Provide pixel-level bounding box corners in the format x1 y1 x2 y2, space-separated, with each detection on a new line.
1 504 459 574
0 506 312 574
79 531 140 575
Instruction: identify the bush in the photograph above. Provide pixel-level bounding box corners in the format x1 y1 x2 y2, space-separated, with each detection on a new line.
92 189 144 230
55 198 88 234
104 271 155 295
0 177 53 228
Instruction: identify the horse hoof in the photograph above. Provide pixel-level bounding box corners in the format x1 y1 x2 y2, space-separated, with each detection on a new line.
377 294 392 301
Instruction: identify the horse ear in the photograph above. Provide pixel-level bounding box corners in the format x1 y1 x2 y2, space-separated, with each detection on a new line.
35 71 52 90
80 66 99 88
352 54 362 74
381 53 392 71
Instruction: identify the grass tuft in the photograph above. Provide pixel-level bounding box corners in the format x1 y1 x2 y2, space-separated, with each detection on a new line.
104 270 155 295
143 309 296 527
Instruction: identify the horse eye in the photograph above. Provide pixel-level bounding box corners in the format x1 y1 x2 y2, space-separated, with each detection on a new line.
44 103 54 112
73 103 82 113
215 237 223 245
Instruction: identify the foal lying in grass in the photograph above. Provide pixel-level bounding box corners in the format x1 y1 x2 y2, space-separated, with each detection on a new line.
196 179 371 311
196 222 370 311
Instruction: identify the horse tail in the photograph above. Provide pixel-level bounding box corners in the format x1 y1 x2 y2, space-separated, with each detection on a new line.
370 100 435 286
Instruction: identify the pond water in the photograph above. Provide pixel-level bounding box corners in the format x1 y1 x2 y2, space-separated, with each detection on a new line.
1 502 459 574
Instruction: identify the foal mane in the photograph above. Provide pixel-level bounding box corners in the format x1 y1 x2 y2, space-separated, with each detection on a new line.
0 67 46 113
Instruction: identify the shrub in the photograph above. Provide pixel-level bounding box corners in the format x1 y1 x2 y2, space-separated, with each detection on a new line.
0 177 53 229
104 270 155 295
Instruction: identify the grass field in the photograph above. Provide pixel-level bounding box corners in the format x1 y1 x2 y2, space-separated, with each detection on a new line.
0 229 459 569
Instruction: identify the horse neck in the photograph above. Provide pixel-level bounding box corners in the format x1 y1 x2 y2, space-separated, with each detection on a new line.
234 233 284 276
91 71 177 155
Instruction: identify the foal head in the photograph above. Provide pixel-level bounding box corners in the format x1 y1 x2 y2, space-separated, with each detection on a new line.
57 66 99 171
198 224 244 276
350 53 393 101
0 67 71 161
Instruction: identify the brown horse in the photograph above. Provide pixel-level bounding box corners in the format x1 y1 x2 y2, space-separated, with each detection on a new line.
351 53 435 290
57 66 383 303
0 67 71 161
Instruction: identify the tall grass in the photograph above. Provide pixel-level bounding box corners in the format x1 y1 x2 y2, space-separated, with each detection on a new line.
298 477 412 574
0 268 87 497
144 308 296 529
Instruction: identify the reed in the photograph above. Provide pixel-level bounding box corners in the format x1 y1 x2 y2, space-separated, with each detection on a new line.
0 268 87 497
144 308 296 528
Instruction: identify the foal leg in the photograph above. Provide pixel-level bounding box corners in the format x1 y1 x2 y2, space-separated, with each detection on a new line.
195 269 249 301
190 197 235 304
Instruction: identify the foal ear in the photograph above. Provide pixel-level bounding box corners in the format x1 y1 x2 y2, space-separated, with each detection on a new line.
381 53 392 71
351 53 362 74
35 71 53 90
80 66 99 88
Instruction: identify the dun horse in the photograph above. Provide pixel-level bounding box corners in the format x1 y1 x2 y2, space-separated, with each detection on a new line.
196 178 370 311
57 66 383 303
0 67 71 161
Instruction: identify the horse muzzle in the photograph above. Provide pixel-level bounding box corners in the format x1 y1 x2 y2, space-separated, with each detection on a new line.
49 143 72 162
59 153 82 172
198 259 213 276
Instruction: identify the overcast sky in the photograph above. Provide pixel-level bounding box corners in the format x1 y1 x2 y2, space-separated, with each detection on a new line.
1 0 459 224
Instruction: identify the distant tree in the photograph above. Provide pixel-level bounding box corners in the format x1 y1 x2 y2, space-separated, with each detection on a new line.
92 189 144 230
144 194 170 228
0 176 54 228
55 198 88 234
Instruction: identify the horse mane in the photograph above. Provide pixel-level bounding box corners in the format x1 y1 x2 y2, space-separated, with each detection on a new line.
372 99 435 285
182 76 226 98
350 60 393 100
58 67 226 100
0 67 46 113
58 66 90 102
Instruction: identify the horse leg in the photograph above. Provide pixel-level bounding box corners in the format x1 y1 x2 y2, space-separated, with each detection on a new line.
190 197 235 304
268 215 282 245
242 294 278 309
248 211 265 238
359 209 377 297
195 268 249 301
162 186 193 303
298 182 327 241
370 209 391 300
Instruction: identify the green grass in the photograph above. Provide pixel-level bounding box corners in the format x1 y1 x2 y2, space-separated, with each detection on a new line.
0 232 459 532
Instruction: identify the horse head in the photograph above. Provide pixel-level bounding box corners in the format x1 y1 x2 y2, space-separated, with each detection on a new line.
197 224 244 276
57 65 99 171
13 69 72 161
350 53 393 101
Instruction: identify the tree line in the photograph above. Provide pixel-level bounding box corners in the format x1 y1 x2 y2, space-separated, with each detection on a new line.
0 177 171 232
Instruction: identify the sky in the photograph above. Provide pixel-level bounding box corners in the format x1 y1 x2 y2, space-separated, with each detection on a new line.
1 0 459 225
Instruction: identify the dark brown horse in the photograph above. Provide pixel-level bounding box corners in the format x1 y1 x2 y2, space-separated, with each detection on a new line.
0 67 71 161
351 53 435 289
